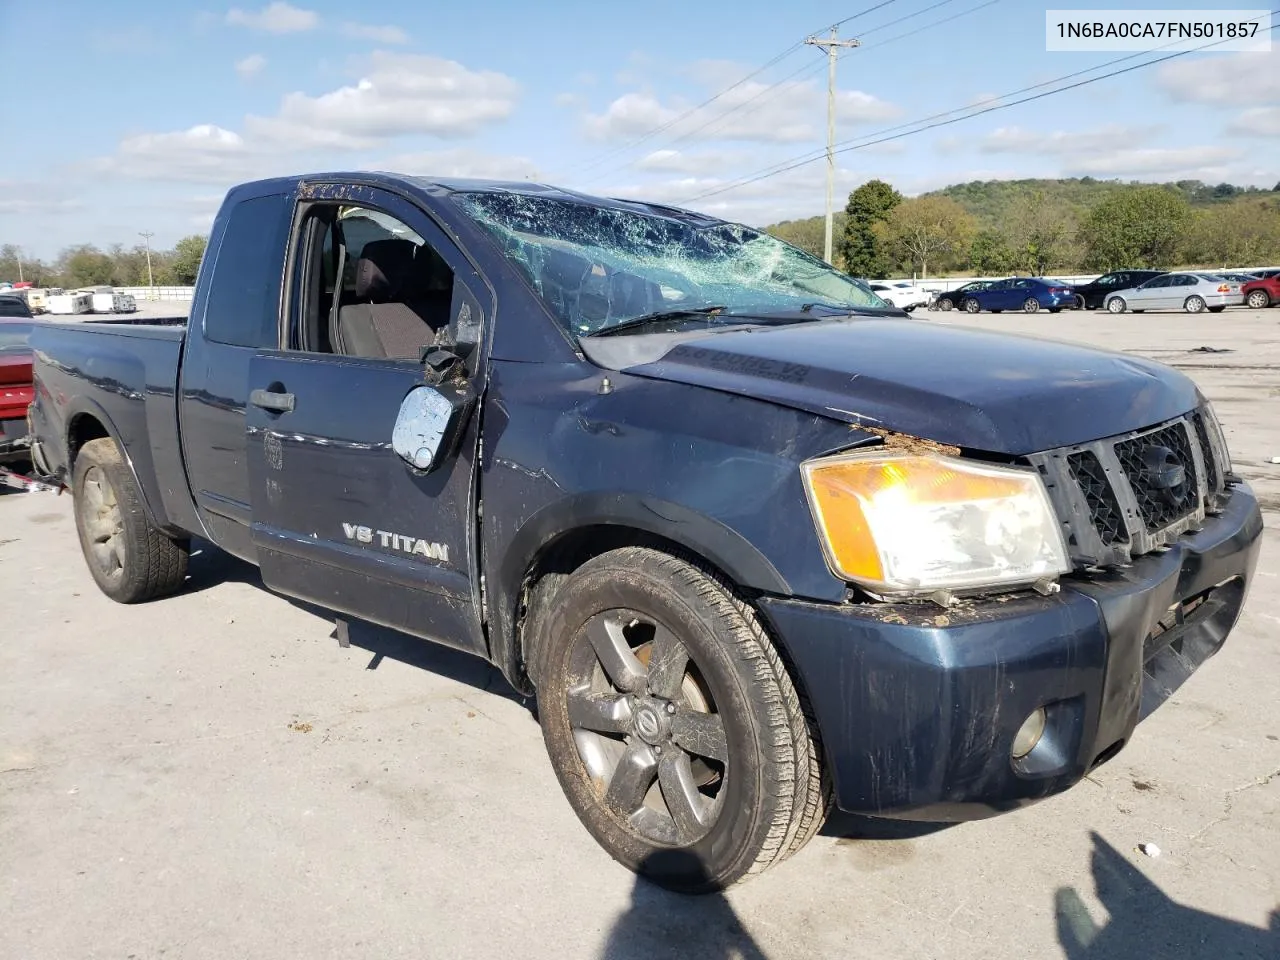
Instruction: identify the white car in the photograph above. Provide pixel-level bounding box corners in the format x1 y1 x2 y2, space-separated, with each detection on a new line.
869 281 928 311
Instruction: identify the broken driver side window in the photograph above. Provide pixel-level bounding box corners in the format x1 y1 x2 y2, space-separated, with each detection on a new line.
292 204 456 361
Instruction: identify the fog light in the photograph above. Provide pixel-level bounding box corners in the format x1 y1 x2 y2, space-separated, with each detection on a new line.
1012 708 1047 759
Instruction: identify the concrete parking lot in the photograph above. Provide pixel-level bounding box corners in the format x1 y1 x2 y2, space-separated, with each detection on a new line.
2 307 1278 959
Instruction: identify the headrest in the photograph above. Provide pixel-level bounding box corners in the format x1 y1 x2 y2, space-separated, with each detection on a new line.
354 238 417 302
401 244 453 300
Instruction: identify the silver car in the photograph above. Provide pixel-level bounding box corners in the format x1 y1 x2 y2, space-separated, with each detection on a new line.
1104 272 1245 314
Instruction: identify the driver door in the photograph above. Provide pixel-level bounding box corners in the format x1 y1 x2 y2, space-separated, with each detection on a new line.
244 184 490 654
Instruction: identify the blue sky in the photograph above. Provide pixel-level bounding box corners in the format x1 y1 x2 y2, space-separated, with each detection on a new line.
1 0 1276 256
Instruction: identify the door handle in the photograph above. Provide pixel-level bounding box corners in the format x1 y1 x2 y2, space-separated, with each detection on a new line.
250 389 295 414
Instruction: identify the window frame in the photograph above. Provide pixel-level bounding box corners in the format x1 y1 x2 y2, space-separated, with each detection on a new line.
281 190 485 370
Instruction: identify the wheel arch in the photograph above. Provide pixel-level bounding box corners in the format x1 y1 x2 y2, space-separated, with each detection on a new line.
63 400 164 530
488 493 791 694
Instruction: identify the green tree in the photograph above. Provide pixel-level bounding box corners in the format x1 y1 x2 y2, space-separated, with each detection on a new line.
839 179 902 277
168 235 208 285
58 245 118 287
0 244 54 285
968 230 1016 275
1183 199 1280 267
874 195 975 278
1005 192 1082 275
1082 188 1191 270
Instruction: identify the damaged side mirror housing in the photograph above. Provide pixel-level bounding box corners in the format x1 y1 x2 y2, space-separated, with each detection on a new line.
391 384 474 473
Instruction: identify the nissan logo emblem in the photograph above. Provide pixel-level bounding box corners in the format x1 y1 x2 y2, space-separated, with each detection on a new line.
1141 445 1187 506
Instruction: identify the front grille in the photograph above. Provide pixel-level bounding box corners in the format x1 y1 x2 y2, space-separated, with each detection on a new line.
1189 411 1218 495
1067 450 1126 545
1113 422 1200 531
1027 407 1226 568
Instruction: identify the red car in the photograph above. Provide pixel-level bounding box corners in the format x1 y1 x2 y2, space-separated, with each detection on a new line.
0 299 36 464
1242 269 1280 309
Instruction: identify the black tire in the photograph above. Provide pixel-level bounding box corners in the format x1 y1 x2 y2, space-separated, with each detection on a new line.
1246 289 1270 309
963 298 981 314
1022 297 1040 313
1208 305 1226 313
531 547 828 893
938 298 953 312
1075 295 1087 311
72 437 188 603
1185 295 1206 314
1106 297 1126 314
1133 309 1145 314
1048 307 1061 314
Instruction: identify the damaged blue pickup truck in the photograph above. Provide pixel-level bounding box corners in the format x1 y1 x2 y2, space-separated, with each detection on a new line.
29 174 1262 892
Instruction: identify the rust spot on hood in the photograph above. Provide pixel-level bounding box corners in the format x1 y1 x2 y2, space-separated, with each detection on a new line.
858 425 960 457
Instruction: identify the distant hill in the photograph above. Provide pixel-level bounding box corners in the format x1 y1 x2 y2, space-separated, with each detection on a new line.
763 177 1280 251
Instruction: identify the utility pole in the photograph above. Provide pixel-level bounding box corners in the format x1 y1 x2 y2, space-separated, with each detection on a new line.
805 27 860 265
138 231 155 289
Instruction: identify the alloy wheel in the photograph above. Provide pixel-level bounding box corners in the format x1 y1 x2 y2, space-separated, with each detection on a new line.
1107 298 1126 314
79 466 126 581
566 609 727 846
1023 298 1040 313
1247 290 1269 309
1186 296 1206 314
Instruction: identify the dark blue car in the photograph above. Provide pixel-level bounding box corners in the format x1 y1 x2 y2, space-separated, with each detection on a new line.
961 276 1077 314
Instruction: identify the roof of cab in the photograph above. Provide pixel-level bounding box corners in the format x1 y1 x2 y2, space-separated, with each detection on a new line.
230 171 729 228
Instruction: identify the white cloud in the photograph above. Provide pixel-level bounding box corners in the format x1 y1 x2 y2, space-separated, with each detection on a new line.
375 148 540 181
246 52 520 149
341 22 410 45
582 77 899 144
979 124 1163 156
0 180 83 216
1156 46 1280 104
1065 146 1243 177
88 53 521 186
234 54 267 78
226 2 317 33
634 149 747 175
1228 106 1280 137
90 124 280 184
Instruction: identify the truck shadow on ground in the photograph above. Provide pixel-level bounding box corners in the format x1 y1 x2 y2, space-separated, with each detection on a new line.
1056 831 1278 958
600 851 768 960
182 540 532 712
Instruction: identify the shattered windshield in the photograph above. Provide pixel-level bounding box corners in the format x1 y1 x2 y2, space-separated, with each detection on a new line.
453 192 890 335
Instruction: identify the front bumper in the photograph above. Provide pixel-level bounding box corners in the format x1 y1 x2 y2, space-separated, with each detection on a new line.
758 483 1263 822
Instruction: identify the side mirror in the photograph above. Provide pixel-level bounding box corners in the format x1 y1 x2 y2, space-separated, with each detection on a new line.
391 384 474 473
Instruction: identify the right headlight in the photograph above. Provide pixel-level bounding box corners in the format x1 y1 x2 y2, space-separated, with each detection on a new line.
801 451 1071 596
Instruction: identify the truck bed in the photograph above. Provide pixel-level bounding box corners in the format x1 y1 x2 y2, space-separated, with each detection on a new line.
29 320 195 536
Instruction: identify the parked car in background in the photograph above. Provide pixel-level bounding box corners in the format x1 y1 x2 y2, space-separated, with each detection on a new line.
0 305 35 464
1242 271 1280 309
1071 269 1166 310
1104 273 1245 314
868 280 927 311
961 276 1076 314
933 280 991 311
1217 272 1258 285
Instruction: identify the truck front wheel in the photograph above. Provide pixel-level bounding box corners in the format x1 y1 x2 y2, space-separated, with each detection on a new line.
531 547 827 892
72 438 189 603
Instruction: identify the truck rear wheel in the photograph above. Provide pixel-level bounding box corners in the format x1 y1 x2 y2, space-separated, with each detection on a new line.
72 438 188 603
531 547 828 893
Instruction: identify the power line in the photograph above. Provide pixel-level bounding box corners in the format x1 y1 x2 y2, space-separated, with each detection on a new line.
677 15 1277 205
567 1 901 178
589 0 998 180
593 0 1001 189
857 0 961 36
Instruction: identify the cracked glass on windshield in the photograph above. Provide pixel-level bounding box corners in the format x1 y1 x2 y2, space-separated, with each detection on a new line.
453 191 889 335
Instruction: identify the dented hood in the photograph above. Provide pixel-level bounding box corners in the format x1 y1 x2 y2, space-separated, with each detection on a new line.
617 318 1200 455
